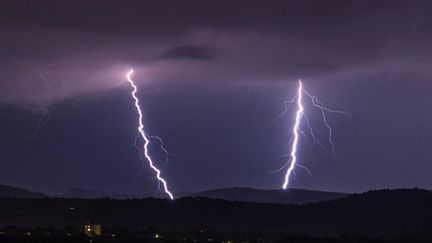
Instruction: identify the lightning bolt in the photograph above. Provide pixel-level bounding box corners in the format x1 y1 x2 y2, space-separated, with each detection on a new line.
126 69 174 200
282 80 304 189
281 80 349 189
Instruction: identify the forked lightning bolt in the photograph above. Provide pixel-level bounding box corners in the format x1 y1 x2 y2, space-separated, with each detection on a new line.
282 80 304 189
281 80 349 189
126 69 174 200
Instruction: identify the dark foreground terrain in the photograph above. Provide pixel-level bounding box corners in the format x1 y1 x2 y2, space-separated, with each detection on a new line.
0 188 432 242
0 234 424 243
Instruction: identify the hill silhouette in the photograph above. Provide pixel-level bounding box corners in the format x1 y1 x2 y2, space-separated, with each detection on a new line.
58 188 192 199
189 187 349 204
0 185 46 199
0 188 431 240
59 188 144 199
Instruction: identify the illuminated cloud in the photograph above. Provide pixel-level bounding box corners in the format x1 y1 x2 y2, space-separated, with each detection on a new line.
0 0 431 108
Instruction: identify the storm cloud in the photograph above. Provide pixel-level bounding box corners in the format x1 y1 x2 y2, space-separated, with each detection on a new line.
0 0 431 107
161 45 216 60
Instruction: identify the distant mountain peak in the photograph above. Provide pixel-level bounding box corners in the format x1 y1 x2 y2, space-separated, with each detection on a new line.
0 184 46 199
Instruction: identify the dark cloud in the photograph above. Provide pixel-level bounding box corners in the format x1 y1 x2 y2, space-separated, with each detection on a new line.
161 45 216 60
0 0 430 107
2 0 430 35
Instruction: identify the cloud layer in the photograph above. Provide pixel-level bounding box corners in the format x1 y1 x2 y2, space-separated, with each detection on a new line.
0 0 431 107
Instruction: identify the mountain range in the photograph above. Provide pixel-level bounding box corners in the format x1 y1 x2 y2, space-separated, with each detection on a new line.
0 184 348 204
190 187 349 204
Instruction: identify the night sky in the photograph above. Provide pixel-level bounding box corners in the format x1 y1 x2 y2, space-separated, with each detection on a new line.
1 0 431 196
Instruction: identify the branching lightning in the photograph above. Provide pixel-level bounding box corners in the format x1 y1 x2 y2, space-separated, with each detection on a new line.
280 80 349 189
25 73 52 142
25 108 50 141
146 134 176 165
303 89 351 155
126 69 174 200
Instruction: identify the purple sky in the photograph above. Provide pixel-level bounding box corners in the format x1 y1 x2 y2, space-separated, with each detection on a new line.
0 0 431 195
